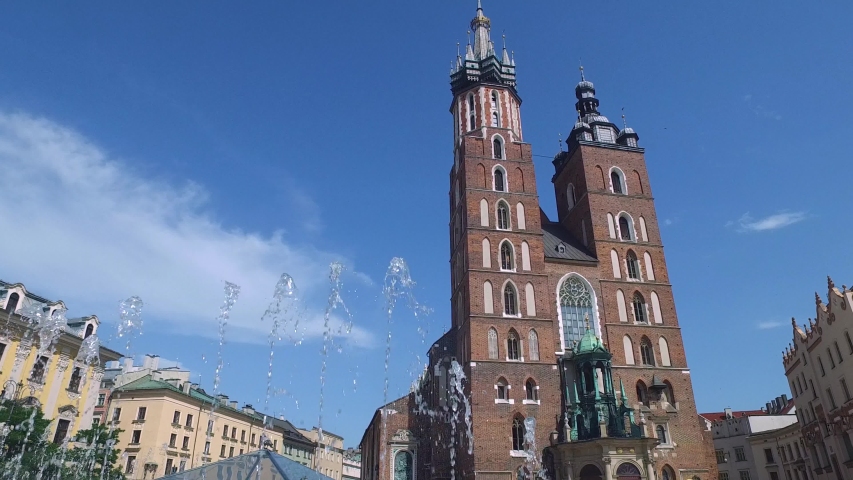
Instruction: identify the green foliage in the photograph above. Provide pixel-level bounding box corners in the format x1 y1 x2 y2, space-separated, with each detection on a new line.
0 400 126 480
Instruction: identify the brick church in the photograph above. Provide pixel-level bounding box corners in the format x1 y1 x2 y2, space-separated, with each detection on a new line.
359 4 717 480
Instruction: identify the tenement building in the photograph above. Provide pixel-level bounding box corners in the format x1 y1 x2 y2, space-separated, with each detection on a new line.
300 426 346 480
783 277 853 479
360 4 716 480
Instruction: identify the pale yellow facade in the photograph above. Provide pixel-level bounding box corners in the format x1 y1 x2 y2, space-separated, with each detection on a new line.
0 282 121 443
109 376 316 479
300 427 346 480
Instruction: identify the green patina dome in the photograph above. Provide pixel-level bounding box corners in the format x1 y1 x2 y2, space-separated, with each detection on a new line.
575 326 607 355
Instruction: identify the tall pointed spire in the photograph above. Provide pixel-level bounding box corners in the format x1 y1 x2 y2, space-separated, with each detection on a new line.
501 34 510 64
470 0 492 60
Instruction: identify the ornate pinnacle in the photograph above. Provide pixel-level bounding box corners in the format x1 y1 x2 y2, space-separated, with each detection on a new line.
815 292 822 305
828 276 835 290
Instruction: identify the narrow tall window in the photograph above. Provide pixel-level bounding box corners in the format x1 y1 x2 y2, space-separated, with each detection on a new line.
512 417 525 451
528 330 540 361
525 379 538 400
496 378 508 400
640 337 655 366
507 330 520 360
500 242 514 270
619 216 633 240
626 250 640 280
68 367 82 393
819 357 826 376
488 328 498 359
828 348 836 368
5 293 19 313
468 95 476 131
632 293 648 323
558 276 595 348
636 381 649 406
493 137 503 159
836 342 844 363
567 184 576 210
504 284 518 316
494 168 505 191
492 112 499 127
491 91 501 127
847 332 853 354
842 378 851 401
656 425 668 444
611 171 624 194
497 202 510 230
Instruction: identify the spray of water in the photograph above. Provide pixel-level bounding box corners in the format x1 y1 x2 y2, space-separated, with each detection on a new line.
260 274 299 412
117 296 144 355
205 282 241 446
318 262 349 443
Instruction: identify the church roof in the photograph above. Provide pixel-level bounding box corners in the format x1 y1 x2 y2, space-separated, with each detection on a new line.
539 215 597 263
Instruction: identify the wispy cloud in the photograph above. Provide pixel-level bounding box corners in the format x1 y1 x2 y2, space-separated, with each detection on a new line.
757 321 783 330
743 94 782 121
735 211 806 232
0 111 374 347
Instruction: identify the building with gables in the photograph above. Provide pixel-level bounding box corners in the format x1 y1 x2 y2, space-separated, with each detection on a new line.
360 3 716 480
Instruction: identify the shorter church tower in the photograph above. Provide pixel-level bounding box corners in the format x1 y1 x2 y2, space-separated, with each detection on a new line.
544 326 656 480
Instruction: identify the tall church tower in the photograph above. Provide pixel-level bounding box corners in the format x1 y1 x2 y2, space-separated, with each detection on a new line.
421 4 716 480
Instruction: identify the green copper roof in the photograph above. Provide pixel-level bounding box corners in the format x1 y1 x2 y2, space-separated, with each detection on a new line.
575 326 607 355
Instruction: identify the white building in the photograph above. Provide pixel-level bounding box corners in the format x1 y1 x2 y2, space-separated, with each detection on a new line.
747 421 819 480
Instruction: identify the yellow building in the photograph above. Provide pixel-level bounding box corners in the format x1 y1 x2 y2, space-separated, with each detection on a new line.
109 375 317 479
299 427 346 480
0 281 122 443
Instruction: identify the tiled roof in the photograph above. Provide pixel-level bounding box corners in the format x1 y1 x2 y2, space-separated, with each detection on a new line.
699 410 769 422
540 218 597 263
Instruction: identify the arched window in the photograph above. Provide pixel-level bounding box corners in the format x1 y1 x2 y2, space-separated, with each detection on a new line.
394 451 413 480
528 329 540 361
610 168 626 194
488 328 499 359
496 377 508 400
525 379 538 401
5 292 19 313
579 465 603 480
662 380 675 404
616 463 642 480
84 324 94 339
494 167 506 191
656 425 668 444
492 91 500 126
507 329 520 360
496 201 510 230
659 336 671 366
661 466 676 480
483 281 494 314
482 238 491 268
492 112 499 127
632 293 647 323
468 95 476 131
636 381 649 406
618 215 634 240
567 184 576 210
626 250 641 280
504 283 518 316
525 282 536 313
558 276 595 349
500 242 515 271
512 417 525 451
640 337 655 366
493 136 504 159
68 367 82 393
643 252 655 281
623 335 635 365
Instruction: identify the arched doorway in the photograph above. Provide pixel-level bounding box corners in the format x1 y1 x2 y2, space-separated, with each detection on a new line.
579 465 603 480
616 462 642 480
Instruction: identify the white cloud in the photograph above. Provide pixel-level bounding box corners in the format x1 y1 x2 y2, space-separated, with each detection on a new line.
757 321 783 330
743 94 782 120
736 211 806 232
0 111 374 347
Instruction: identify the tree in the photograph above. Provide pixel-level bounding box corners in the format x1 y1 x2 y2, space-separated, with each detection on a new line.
62 423 126 480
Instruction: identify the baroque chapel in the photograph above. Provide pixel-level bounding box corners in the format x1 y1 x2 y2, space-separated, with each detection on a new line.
359 4 716 480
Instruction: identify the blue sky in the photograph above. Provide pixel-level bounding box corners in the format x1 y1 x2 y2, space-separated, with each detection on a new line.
0 1 851 446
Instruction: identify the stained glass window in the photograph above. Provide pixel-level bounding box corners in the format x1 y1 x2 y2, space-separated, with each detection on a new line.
559 276 594 349
394 451 413 480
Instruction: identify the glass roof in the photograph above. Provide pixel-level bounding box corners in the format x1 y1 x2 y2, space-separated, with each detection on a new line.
161 449 331 480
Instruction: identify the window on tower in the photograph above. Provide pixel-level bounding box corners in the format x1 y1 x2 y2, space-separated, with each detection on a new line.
488 328 499 359
504 283 518 316
496 201 510 230
610 168 626 194
626 250 641 280
496 377 509 401
507 330 520 360
500 241 514 271
640 337 655 365
525 379 538 401
633 293 648 324
468 94 476 131
618 214 634 241
636 381 649 406
494 167 506 191
512 417 525 451
493 136 504 159
492 112 499 127
558 275 595 349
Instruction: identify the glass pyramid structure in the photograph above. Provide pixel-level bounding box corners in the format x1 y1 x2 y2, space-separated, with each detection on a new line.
161 449 333 480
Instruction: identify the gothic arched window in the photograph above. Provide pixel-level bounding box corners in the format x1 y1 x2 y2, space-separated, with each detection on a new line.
512 417 525 451
636 381 649 406
493 137 504 159
507 329 520 360
500 242 514 271
488 328 499 359
611 169 625 194
656 425 668 444
496 201 510 230
619 215 633 240
661 466 675 480
494 168 506 191
640 337 655 366
632 293 647 324
5 292 19 313
528 330 540 361
491 91 501 127
496 377 509 400
394 451 413 480
626 250 640 280
525 379 538 401
504 284 518 316
468 95 476 131
558 276 595 349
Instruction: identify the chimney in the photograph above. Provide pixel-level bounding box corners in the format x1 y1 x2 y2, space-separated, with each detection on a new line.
781 394 789 405
766 402 773 413
243 405 255 415
216 394 229 406
142 354 160 371
182 382 191 394
230 401 238 409
279 415 285 421
123 358 133 371
724 408 733 419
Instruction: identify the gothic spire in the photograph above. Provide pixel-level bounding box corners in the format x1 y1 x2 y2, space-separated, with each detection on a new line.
471 1 492 60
